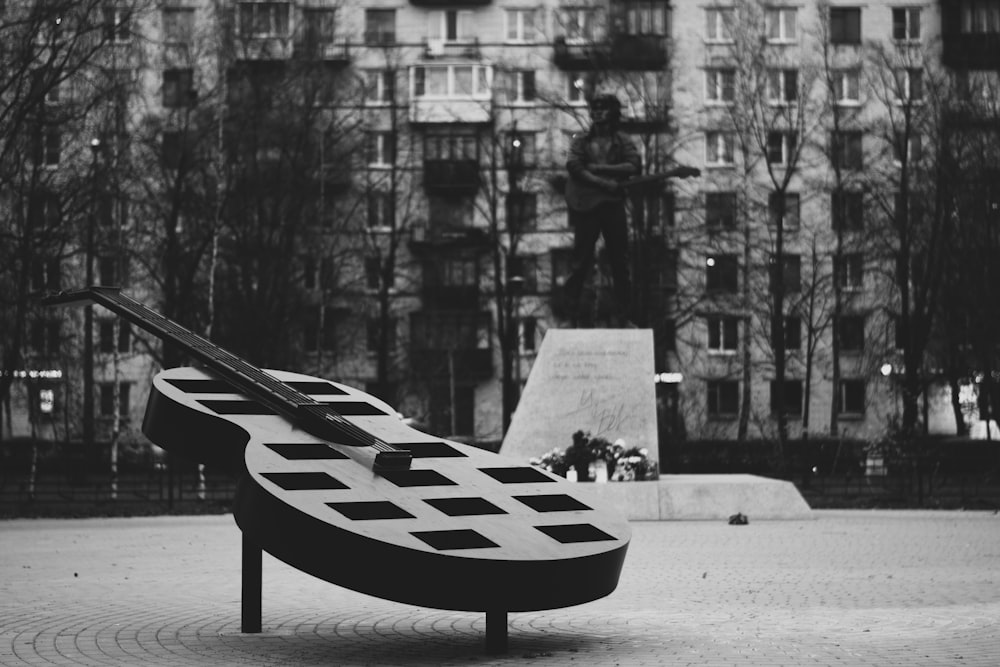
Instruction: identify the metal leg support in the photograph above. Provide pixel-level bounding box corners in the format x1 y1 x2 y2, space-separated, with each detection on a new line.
485 609 508 654
241 534 262 633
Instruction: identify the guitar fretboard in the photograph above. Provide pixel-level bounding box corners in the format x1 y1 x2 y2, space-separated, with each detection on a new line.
42 286 398 456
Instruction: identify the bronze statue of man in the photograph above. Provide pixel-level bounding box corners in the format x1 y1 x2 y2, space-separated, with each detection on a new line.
564 94 641 327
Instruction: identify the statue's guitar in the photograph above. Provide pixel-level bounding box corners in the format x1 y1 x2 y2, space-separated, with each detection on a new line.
44 287 630 617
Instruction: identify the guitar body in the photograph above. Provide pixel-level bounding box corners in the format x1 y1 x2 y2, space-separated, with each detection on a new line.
143 366 631 613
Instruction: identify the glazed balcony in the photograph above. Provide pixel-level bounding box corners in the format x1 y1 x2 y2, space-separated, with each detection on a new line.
940 1 1000 70
410 310 493 380
423 159 481 194
409 63 493 124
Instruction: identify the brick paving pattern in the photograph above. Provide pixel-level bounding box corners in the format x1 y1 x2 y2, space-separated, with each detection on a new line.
1 510 998 666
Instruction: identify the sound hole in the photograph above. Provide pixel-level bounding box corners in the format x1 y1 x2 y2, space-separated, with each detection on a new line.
479 467 555 484
260 472 348 491
164 378 238 394
535 524 616 544
424 497 507 517
514 494 592 512
327 501 414 520
285 381 349 395
380 470 457 487
264 443 348 460
393 442 467 458
411 529 499 551
199 399 275 415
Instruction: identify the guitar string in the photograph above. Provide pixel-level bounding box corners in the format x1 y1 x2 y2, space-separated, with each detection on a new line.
98 289 396 454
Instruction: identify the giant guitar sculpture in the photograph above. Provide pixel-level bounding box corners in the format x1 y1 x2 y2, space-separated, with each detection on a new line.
44 287 630 651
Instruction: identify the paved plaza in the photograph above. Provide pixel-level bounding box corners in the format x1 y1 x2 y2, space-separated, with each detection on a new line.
1 510 998 666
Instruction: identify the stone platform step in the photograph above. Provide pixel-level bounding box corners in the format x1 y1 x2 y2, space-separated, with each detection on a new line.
574 474 813 521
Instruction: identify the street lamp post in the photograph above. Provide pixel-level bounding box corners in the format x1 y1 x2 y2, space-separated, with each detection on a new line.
82 138 101 464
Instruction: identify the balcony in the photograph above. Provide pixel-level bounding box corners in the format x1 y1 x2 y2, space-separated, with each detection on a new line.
609 34 668 70
942 33 1000 70
940 1 1000 70
231 36 293 61
424 159 481 194
553 37 608 70
423 38 482 60
409 64 493 124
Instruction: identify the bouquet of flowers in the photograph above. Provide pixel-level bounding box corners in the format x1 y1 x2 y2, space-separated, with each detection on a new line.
530 430 659 481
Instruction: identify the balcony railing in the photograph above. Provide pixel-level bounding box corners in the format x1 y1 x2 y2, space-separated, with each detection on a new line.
942 34 1000 70
409 0 491 6
294 38 351 65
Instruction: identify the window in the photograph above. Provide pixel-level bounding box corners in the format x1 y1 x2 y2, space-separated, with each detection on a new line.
706 192 737 229
655 248 678 292
894 68 923 103
707 316 739 353
162 68 194 108
836 379 865 415
365 8 395 45
429 381 474 436
237 2 289 38
429 9 475 43
161 131 190 169
706 255 738 292
767 131 797 165
505 8 537 42
103 7 130 43
99 256 118 285
303 305 337 352
366 131 394 166
568 73 587 102
506 70 536 103
506 192 538 231
508 255 539 292
832 190 864 230
837 315 865 352
770 379 803 416
413 65 491 98
830 7 862 44
705 68 735 104
31 256 60 292
34 126 61 166
519 317 538 352
30 319 60 355
766 7 797 42
623 0 670 35
705 7 733 42
779 315 801 350
100 382 131 419
892 7 921 40
561 7 601 42
832 69 861 105
768 69 798 104
834 253 864 291
364 70 394 105
768 192 800 230
771 254 801 293
705 131 735 166
551 248 572 288
429 196 474 230
960 1 1000 33
367 192 394 228
365 257 381 291
707 380 740 417
831 131 863 170
99 319 131 354
303 8 336 48
162 7 194 45
893 132 923 164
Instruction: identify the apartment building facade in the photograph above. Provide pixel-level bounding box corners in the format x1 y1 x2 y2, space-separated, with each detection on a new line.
3 0 997 453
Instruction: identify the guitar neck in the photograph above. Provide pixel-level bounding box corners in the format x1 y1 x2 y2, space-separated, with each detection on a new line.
42 286 409 469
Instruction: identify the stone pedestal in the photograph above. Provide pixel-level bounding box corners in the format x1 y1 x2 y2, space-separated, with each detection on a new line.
502 329 657 461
